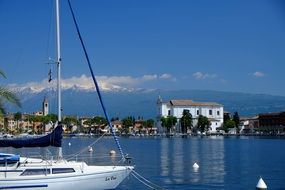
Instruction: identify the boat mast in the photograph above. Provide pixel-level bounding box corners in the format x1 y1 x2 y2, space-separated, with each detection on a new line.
56 0 61 122
56 0 62 159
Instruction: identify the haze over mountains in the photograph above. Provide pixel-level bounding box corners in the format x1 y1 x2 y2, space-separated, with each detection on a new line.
8 83 285 119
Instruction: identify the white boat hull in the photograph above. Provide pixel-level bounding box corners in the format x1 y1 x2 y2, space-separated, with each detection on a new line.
0 159 133 190
1 168 132 190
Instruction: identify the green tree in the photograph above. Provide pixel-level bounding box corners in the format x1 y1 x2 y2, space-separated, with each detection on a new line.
63 116 79 132
30 115 44 122
145 119 154 128
92 116 107 133
63 116 78 126
28 115 43 134
83 118 93 127
91 116 107 126
219 119 236 133
46 114 58 123
144 119 155 134
14 112 22 134
4 117 9 133
28 114 57 134
42 114 58 125
160 117 167 132
161 116 177 134
197 115 210 133
122 116 135 134
180 110 193 134
233 112 240 133
224 113 231 122
0 70 21 115
24 115 33 133
82 116 107 134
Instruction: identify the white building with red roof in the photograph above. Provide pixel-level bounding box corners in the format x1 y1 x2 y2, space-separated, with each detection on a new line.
157 96 224 133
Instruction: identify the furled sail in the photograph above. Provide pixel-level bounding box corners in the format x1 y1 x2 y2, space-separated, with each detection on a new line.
0 125 62 148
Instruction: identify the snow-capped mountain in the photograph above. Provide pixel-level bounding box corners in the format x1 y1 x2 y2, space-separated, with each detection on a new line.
6 83 285 119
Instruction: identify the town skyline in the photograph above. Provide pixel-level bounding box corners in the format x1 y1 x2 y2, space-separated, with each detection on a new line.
1 0 285 96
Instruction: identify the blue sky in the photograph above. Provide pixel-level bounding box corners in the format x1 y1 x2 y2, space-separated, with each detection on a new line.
1 0 285 95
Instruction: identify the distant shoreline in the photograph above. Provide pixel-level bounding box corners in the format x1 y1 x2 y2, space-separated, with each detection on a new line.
62 133 285 138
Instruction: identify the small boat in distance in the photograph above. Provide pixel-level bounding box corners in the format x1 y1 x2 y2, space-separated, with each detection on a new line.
0 0 133 189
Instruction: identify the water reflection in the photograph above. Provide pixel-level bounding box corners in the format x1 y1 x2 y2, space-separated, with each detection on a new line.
160 138 169 177
200 137 225 187
189 138 201 183
172 138 184 183
160 137 226 187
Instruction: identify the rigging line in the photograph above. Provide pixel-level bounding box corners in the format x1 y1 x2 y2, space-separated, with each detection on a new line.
65 131 108 160
45 0 54 59
131 173 156 190
67 0 125 160
65 130 124 166
132 170 167 190
69 155 121 159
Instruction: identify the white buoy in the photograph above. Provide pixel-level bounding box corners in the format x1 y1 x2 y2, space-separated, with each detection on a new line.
109 150 116 156
68 142 71 146
88 146 93 152
256 177 267 189
193 162 199 169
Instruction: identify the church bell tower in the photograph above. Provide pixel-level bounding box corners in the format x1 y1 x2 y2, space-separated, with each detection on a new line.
43 97 49 116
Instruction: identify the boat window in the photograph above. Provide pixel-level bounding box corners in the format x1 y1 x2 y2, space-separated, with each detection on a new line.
20 169 50 176
0 163 18 167
52 168 75 174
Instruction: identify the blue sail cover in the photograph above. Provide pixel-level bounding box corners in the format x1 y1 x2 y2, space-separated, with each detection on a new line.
0 125 63 148
0 153 20 164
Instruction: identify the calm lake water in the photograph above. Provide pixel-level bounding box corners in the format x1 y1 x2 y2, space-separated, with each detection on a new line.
1 136 285 190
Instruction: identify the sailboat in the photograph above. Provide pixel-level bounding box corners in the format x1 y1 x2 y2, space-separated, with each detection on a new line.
0 0 134 189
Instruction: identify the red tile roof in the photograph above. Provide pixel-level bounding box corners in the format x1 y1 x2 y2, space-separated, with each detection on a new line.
169 99 222 107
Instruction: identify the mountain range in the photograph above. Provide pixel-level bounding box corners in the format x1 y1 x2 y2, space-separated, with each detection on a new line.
7 87 285 119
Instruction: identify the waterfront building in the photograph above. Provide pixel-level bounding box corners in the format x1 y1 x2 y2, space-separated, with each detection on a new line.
240 116 259 134
111 120 123 133
156 97 224 133
34 111 44 116
2 113 33 133
258 112 285 134
79 117 90 128
133 119 145 134
5 114 16 131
